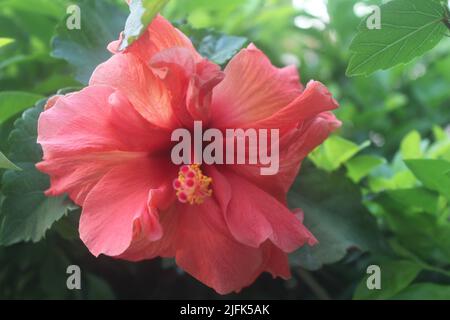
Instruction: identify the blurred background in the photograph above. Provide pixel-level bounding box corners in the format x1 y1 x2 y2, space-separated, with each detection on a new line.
0 0 449 299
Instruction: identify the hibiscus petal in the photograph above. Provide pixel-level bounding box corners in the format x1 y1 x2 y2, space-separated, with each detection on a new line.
107 90 171 152
228 112 341 202
221 170 316 252
123 15 201 65
208 167 291 280
210 43 303 128
38 86 168 156
44 94 63 110
79 156 174 257
206 166 231 214
38 86 122 156
175 198 266 294
186 59 224 124
264 243 291 279
149 47 197 126
250 81 339 132
90 53 177 129
105 15 222 127
117 206 179 261
37 151 149 205
117 182 179 261
37 85 170 204
150 47 224 127
140 183 176 242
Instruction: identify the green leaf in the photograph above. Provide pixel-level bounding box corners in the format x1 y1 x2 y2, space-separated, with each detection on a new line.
85 274 116 300
0 101 72 246
353 260 422 300
369 169 418 192
289 166 383 270
345 155 386 183
374 191 450 265
392 283 450 300
384 187 439 214
347 0 447 76
405 159 450 199
400 130 423 159
385 93 408 111
309 135 370 172
0 0 66 18
0 91 44 125
51 0 127 84
0 37 14 48
119 0 170 51
0 241 72 298
199 35 247 65
0 151 20 171
187 28 248 65
388 239 450 277
426 129 450 161
433 126 447 141
53 210 80 241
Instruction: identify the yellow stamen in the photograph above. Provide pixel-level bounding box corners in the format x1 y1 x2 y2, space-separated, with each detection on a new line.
173 164 213 205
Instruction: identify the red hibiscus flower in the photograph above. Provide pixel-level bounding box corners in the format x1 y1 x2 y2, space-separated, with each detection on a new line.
36 15 340 294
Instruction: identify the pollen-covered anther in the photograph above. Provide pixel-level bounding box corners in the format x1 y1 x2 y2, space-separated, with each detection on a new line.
173 164 213 205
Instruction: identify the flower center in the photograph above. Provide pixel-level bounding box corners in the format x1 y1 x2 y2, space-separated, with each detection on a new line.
173 164 212 205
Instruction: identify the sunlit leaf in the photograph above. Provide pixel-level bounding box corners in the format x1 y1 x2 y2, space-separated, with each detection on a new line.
309 135 370 172
0 91 44 125
119 0 170 51
345 155 385 183
405 159 450 199
0 151 20 171
347 0 447 76
0 37 14 48
400 130 423 159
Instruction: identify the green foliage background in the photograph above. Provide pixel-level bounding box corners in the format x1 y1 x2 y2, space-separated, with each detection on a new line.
0 0 449 299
